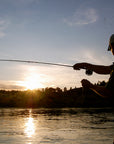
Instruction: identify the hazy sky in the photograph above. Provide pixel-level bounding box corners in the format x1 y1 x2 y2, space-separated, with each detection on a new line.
0 0 114 90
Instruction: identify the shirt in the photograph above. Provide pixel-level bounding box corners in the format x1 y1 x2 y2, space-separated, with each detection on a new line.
105 63 114 93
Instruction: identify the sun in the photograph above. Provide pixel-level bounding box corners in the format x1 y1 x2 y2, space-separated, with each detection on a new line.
18 72 45 90
24 75 44 90
16 66 52 90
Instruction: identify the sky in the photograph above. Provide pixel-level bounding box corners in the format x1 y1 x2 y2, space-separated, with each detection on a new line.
0 0 114 90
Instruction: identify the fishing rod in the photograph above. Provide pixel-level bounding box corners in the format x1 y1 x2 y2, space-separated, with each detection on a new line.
0 59 93 75
0 59 73 68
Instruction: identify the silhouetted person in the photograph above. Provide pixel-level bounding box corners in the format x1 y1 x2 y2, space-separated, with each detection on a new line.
73 34 114 98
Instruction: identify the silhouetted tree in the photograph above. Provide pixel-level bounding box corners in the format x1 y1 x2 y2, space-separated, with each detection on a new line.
64 87 67 92
56 87 62 93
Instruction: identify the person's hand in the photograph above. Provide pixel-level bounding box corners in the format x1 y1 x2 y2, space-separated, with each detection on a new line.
73 63 88 70
81 79 93 88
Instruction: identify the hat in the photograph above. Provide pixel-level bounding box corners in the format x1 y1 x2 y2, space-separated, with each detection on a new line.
108 34 114 51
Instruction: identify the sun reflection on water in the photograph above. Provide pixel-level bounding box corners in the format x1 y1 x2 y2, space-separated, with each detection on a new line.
24 110 35 138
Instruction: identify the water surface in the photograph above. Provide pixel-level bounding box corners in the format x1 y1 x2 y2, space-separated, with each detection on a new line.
0 108 113 144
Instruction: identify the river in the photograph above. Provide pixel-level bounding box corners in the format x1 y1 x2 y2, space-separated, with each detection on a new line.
0 108 113 144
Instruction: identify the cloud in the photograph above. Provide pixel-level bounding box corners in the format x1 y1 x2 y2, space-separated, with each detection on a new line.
64 8 98 26
70 46 104 64
0 19 9 38
0 20 6 38
0 84 25 90
0 81 25 90
71 46 112 66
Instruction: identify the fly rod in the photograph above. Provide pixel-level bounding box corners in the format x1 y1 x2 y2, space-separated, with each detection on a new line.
0 59 93 75
0 59 73 68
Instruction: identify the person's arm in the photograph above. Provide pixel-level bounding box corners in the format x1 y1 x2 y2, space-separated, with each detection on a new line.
73 63 111 74
81 79 113 98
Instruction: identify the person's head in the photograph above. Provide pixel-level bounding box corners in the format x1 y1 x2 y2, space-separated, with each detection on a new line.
108 34 114 55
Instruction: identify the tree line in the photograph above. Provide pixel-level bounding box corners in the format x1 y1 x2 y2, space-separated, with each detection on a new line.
0 80 113 108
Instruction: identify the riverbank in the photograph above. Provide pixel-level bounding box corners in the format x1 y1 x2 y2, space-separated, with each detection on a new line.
0 87 113 108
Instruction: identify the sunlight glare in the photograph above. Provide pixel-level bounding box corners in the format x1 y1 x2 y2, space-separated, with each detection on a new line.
25 110 35 138
24 74 44 90
18 69 46 90
16 66 55 90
